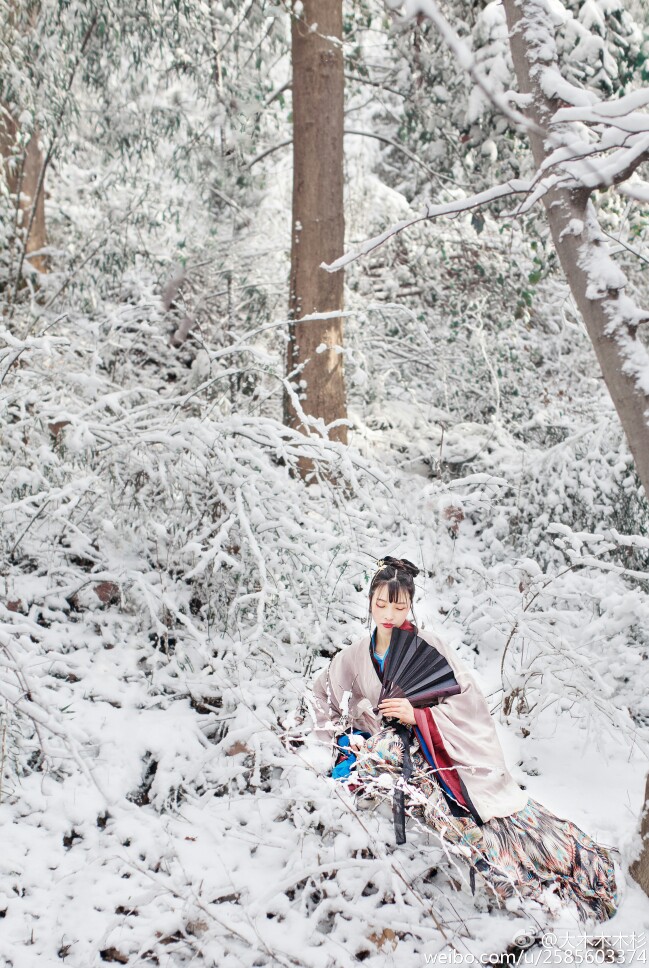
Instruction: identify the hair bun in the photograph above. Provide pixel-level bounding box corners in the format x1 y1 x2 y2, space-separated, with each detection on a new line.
381 555 420 578
397 557 420 578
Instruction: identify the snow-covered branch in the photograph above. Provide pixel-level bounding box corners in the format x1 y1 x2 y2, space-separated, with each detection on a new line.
324 0 649 274
322 179 531 272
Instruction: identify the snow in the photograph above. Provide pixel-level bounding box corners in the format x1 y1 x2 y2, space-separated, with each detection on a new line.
4 312 648 962
2 0 649 963
322 180 532 272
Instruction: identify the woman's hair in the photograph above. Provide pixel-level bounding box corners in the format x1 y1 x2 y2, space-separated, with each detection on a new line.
367 556 420 629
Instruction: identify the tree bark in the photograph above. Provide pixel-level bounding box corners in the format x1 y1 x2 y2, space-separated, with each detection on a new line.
0 121 48 276
285 0 348 474
502 0 649 903
630 774 649 895
502 0 649 497
1 0 48 281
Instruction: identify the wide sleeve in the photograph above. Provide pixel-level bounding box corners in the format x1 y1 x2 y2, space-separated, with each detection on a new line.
308 652 348 742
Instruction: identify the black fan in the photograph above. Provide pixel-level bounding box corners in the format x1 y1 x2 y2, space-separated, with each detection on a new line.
373 626 462 714
373 626 462 846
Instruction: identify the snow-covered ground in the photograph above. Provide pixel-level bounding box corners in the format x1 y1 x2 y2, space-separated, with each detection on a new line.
2 310 649 964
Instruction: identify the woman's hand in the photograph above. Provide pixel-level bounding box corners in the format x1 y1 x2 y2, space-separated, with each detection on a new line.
378 698 416 726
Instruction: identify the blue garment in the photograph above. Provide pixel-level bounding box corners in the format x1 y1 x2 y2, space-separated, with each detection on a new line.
371 628 389 672
331 730 371 780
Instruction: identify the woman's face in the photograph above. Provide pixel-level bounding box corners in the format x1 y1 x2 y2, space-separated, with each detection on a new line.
370 583 411 631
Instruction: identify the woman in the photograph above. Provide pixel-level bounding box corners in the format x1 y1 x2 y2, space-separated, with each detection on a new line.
307 556 620 924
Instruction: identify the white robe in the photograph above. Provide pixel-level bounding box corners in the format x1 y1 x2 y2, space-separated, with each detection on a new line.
307 626 529 823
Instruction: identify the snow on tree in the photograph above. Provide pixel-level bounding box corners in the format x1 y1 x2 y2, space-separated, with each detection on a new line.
1 0 649 961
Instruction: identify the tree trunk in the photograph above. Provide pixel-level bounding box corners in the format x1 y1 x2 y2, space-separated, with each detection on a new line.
1 0 48 281
0 123 48 277
502 0 649 903
630 774 649 895
502 0 649 497
285 0 347 475
21 128 47 273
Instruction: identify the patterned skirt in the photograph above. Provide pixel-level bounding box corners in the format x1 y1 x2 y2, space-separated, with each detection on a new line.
352 727 619 923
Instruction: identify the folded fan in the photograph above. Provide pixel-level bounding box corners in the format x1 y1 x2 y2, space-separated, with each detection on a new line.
373 626 462 713
372 625 462 847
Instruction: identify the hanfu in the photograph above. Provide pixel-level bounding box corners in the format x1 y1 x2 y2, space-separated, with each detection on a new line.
308 622 619 923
